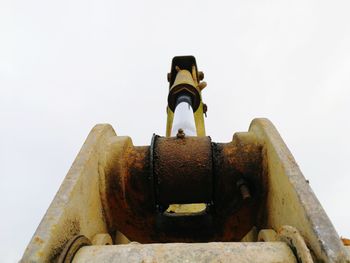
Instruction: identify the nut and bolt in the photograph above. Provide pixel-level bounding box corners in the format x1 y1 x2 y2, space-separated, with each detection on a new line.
176 128 185 139
167 73 171 82
198 71 204 81
237 179 251 200
198 81 207 90
203 103 208 117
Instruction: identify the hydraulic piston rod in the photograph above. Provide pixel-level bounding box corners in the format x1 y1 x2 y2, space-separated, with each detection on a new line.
166 56 207 137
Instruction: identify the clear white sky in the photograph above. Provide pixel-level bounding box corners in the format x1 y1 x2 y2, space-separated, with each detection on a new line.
1 0 350 261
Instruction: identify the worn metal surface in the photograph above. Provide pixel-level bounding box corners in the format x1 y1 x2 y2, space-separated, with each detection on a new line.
21 124 116 262
277 225 314 263
249 118 350 262
100 137 154 243
22 117 350 262
72 242 297 263
212 132 265 241
258 229 277 242
153 136 213 206
57 235 91 263
343 238 350 246
101 133 264 243
91 234 113 245
241 226 258 242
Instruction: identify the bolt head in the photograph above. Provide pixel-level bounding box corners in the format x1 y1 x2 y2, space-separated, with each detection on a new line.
198 71 204 81
167 73 171 82
176 128 185 139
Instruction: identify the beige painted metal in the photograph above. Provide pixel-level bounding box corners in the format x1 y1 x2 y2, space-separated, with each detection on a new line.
241 227 258 242
258 227 313 262
248 118 349 262
21 119 350 262
347 247 350 258
72 242 297 263
91 234 113 246
258 229 277 242
115 231 130 244
277 226 314 263
21 124 116 262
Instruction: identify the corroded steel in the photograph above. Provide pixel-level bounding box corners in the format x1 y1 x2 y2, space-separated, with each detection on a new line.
101 134 265 243
343 238 350 246
101 138 154 243
153 136 213 206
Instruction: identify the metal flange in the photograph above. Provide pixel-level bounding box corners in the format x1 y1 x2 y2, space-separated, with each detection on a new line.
57 235 91 263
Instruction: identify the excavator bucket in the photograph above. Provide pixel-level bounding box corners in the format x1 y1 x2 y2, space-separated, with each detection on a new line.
22 56 350 262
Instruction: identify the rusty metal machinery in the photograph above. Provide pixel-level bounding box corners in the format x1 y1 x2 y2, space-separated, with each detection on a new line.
22 56 350 262
102 133 263 243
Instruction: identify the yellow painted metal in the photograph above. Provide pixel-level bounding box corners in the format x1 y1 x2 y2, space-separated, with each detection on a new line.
166 108 174 137
165 203 206 214
166 67 206 137
21 125 116 262
194 101 206 136
91 234 113 245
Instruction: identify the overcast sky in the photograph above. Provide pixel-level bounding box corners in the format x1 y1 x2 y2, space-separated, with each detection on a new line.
1 0 350 261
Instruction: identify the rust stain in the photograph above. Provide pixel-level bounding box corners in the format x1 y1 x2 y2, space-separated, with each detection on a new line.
342 237 350 246
34 236 44 245
101 135 266 243
154 136 212 206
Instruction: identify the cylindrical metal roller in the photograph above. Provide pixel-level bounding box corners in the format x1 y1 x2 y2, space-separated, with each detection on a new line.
72 242 297 263
153 136 213 207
